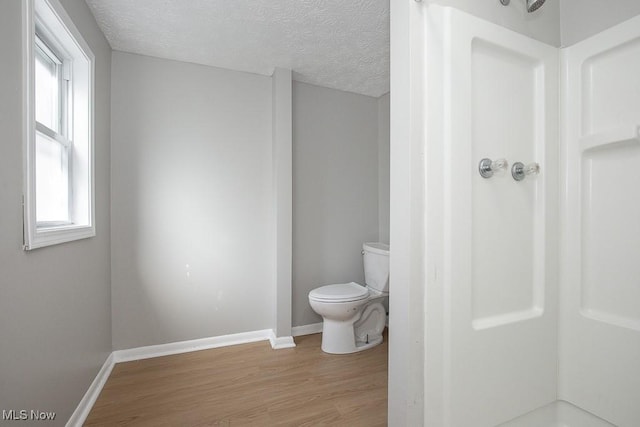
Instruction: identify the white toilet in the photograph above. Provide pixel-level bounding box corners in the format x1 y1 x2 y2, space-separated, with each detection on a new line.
308 242 389 354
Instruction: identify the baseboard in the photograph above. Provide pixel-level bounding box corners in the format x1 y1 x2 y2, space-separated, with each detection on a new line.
292 322 323 337
66 352 115 427
268 331 296 349
112 329 273 363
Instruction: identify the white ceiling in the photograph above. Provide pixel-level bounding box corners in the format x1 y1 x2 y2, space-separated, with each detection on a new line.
85 0 390 98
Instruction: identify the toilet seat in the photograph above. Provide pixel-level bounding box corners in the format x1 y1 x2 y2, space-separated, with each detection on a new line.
308 282 369 303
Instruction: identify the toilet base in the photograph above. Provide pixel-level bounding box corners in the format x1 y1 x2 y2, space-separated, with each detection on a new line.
319 301 386 354
320 324 384 354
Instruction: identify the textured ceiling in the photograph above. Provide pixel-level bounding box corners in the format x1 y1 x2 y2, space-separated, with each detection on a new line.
85 0 390 97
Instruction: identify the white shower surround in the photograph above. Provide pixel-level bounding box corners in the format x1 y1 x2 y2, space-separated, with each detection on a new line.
408 4 640 426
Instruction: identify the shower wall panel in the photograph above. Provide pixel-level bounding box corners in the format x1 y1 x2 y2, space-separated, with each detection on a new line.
470 39 543 330
560 15 640 427
426 7 559 426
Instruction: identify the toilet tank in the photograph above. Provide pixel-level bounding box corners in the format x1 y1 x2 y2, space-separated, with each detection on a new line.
362 242 390 293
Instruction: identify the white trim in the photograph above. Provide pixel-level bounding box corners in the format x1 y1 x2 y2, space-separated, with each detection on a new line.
22 0 35 248
23 0 96 251
268 331 296 349
25 225 96 250
112 329 273 363
65 353 114 427
388 0 426 424
292 322 323 337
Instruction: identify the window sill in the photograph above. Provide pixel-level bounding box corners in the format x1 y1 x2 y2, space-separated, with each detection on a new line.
24 224 95 251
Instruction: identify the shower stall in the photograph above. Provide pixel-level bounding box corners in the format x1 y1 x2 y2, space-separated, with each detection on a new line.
388 1 640 426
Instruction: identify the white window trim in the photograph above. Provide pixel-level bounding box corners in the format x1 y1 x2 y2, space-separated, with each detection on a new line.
23 0 96 250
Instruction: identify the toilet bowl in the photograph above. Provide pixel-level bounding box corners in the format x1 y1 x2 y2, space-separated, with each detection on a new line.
308 242 389 354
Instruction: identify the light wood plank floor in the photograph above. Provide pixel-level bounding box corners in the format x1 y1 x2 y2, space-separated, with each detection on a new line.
85 331 388 426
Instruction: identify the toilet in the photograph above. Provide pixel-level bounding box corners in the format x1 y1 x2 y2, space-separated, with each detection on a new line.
308 242 389 354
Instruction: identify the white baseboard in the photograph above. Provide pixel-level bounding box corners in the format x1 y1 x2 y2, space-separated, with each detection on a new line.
268 331 296 349
112 329 273 363
292 322 323 337
66 353 115 427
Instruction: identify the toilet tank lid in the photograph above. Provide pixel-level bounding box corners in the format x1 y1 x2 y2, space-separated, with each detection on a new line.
363 242 389 255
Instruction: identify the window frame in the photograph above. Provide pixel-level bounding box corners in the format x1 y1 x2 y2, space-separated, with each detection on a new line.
23 0 96 250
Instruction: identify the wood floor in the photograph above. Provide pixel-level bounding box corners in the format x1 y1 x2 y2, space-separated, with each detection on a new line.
85 331 388 426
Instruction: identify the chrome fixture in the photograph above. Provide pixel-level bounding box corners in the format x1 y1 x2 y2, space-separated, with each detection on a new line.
526 0 546 13
479 158 509 179
511 162 540 181
499 0 546 13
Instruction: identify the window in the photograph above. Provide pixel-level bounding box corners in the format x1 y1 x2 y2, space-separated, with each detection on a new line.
23 0 95 250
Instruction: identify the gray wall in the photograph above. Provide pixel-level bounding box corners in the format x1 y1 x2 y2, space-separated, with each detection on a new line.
560 0 640 46
110 52 275 350
428 0 561 47
292 82 381 327
0 0 112 423
378 93 390 245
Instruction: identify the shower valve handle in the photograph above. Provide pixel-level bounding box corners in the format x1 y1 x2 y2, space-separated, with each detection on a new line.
479 158 509 179
512 162 540 181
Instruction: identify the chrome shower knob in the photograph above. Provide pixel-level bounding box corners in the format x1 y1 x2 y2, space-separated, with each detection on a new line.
479 158 509 179
511 162 540 181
